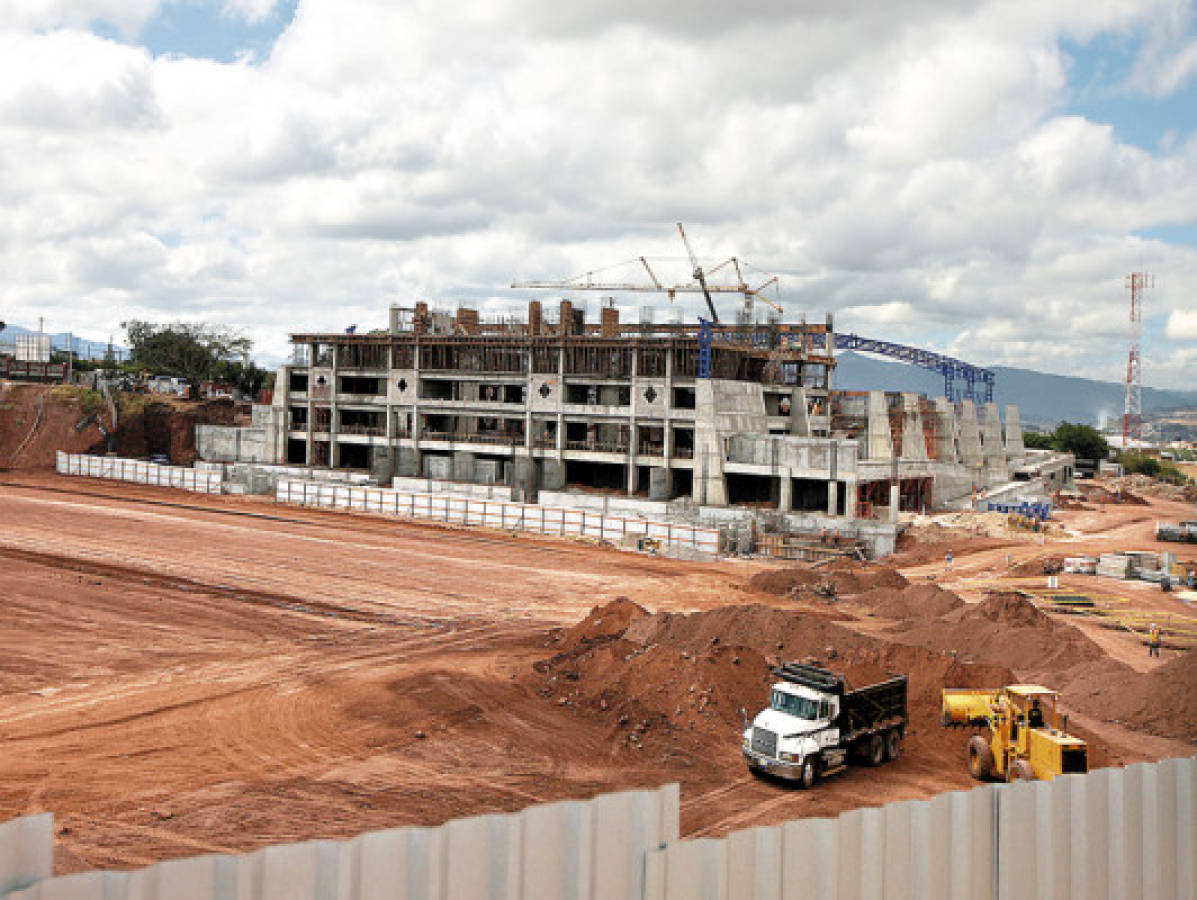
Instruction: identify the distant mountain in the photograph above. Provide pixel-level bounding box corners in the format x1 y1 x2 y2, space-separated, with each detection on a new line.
0 323 128 360
833 351 1197 427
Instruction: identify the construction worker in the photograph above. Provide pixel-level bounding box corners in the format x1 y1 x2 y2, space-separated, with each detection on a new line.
945 549 953 572
1148 624 1161 658
1028 698 1045 729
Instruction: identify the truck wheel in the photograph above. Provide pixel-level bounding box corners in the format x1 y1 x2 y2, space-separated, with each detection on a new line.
798 758 818 789
1007 760 1035 782
884 728 903 761
967 735 994 780
866 734 885 767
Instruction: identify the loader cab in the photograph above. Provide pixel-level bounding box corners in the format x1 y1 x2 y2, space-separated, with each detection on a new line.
1000 686 1087 780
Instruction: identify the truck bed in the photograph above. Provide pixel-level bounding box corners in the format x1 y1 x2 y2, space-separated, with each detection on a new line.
839 676 907 738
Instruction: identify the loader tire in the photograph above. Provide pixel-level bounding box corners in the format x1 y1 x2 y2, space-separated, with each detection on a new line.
1007 760 1035 782
967 735 994 780
866 734 885 767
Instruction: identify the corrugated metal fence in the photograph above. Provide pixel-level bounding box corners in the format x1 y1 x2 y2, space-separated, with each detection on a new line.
4 785 678 900
644 756 1195 900
275 479 721 556
56 453 222 494
0 815 51 896
1 760 1194 899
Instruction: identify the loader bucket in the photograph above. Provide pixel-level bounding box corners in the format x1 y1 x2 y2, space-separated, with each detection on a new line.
941 689 996 726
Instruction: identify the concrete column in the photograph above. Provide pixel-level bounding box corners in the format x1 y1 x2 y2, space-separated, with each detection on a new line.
844 477 858 518
866 391 893 460
933 396 957 463
1005 404 1025 466
982 402 1008 482
889 482 900 523
778 468 792 512
790 387 811 437
958 400 983 468
827 479 838 516
899 393 928 460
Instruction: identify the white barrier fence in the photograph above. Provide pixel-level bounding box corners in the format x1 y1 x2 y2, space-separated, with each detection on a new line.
0 814 51 896
2 759 1194 899
276 479 722 556
644 755 1196 900
56 453 222 495
4 785 677 900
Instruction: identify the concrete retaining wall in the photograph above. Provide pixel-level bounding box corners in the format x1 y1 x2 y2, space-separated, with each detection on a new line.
56 453 221 494
392 477 514 502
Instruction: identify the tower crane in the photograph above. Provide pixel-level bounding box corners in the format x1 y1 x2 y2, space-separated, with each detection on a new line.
676 222 719 323
510 223 783 324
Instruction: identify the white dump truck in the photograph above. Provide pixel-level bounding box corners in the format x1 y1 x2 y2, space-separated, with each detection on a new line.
742 662 908 788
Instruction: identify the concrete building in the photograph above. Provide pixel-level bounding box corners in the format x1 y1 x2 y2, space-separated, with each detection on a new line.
258 301 1037 524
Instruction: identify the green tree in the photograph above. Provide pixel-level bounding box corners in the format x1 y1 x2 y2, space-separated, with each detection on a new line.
123 321 253 395
1050 422 1109 461
1023 431 1052 449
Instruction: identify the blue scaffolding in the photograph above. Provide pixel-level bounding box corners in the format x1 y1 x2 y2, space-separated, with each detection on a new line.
833 333 995 404
698 317 713 379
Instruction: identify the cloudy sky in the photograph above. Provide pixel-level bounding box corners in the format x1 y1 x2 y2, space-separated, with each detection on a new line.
1 0 1195 387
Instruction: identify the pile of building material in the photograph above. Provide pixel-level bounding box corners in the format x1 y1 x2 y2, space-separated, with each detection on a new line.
1063 556 1098 575
1096 554 1132 579
1156 521 1197 543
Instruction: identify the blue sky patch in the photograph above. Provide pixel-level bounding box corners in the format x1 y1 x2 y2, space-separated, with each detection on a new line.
1061 30 1197 152
94 0 298 64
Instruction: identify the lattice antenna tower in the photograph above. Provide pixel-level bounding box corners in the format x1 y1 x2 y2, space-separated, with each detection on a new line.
1122 272 1153 446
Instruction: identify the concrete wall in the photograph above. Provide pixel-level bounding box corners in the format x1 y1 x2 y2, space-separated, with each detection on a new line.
57 452 222 494
195 424 270 463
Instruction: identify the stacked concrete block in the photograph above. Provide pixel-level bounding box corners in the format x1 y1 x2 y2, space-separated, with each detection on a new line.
900 393 928 461
981 402 1008 481
866 391 893 460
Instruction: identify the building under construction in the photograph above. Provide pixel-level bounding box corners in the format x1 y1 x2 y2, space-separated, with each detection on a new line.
264 300 1061 535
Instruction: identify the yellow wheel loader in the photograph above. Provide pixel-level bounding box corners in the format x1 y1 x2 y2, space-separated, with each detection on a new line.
941 685 1088 782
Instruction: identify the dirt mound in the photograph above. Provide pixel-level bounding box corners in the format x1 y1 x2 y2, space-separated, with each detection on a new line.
0 384 237 469
746 562 907 598
532 602 1017 759
892 591 1106 677
552 596 650 654
1064 652 1197 742
855 583 963 619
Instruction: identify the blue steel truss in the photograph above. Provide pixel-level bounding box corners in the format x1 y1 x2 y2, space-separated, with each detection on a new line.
833 333 995 404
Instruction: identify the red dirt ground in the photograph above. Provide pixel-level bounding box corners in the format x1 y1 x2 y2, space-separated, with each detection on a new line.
0 470 1192 874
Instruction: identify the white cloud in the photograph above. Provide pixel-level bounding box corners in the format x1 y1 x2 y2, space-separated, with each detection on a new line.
0 0 1195 384
1166 308 1197 339
221 0 284 25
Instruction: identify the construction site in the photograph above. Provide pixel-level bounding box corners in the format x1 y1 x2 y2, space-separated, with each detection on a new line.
0 363 1194 883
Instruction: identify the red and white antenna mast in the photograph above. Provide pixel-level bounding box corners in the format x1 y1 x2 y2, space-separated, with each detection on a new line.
1122 272 1153 447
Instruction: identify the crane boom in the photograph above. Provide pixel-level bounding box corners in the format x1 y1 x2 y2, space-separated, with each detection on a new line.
677 222 720 323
